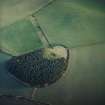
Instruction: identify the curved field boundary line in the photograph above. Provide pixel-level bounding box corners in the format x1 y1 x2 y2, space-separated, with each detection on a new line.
29 16 51 48
32 0 57 15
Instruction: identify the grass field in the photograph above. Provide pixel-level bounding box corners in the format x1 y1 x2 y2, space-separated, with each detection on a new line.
35 43 105 105
0 0 49 28
0 19 43 56
33 0 105 104
0 0 105 105
35 0 105 48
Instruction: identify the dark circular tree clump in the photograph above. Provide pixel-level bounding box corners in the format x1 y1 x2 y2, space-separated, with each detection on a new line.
6 46 70 88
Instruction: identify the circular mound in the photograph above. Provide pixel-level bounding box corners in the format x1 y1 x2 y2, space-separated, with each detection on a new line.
0 95 50 105
6 45 70 87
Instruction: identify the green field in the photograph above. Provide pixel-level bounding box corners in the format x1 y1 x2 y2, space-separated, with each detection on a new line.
0 0 105 105
35 0 105 48
0 19 43 56
35 43 105 105
0 0 50 28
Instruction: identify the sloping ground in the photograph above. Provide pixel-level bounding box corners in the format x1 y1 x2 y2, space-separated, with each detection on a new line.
0 0 105 105
0 0 50 28
0 0 51 93
0 95 50 105
32 0 105 105
35 43 105 105
35 0 105 48
0 18 43 94
0 18 43 56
